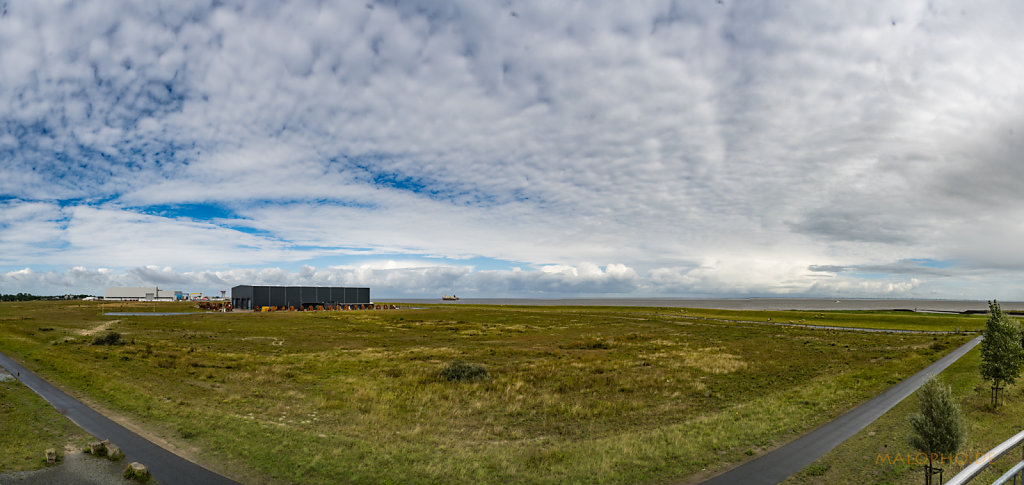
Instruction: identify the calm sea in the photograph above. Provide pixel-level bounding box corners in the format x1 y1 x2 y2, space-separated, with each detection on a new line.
391 298 1024 312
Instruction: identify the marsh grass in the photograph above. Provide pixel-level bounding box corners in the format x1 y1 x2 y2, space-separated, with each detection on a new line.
785 347 1024 484
0 300 976 483
440 359 490 382
668 307 985 332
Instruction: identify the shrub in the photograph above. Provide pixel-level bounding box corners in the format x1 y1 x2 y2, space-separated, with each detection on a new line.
92 331 124 346
440 359 489 382
806 463 829 476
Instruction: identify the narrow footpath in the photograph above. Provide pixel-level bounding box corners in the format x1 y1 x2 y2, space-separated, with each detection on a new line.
700 335 982 485
0 352 240 485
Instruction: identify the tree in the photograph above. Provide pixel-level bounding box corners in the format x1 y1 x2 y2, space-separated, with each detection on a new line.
980 300 1024 407
908 376 965 485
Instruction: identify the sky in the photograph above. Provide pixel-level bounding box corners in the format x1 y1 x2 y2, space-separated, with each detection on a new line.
2 0 1024 299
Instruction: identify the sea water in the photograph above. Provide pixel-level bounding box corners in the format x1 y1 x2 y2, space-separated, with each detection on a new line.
392 298 1024 312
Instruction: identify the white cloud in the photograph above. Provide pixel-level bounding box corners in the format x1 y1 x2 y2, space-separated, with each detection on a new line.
6 260 1024 301
331 260 460 271
3 1 1024 298
1 263 639 298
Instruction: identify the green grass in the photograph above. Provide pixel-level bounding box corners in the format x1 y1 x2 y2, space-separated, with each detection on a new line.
0 374 94 472
0 300 977 483
665 307 985 332
460 305 985 332
785 347 1024 484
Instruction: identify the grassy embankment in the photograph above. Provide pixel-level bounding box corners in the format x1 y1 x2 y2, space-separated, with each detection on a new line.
0 301 978 483
0 372 94 471
787 346 1024 484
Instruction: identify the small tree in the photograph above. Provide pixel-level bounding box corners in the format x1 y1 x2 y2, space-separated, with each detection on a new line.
909 376 965 485
980 300 1024 407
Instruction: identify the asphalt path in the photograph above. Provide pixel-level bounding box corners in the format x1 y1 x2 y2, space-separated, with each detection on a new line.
0 351 240 485
700 335 982 485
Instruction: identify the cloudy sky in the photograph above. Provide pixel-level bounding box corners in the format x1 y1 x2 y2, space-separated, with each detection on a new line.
2 0 1024 299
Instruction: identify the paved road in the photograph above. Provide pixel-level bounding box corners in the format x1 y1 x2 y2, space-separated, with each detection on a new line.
701 335 982 485
0 351 240 485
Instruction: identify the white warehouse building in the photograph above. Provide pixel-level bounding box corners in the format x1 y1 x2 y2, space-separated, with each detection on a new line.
103 287 178 301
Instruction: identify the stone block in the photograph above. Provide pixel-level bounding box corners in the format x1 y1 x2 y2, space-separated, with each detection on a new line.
88 440 107 456
124 461 151 482
106 443 123 460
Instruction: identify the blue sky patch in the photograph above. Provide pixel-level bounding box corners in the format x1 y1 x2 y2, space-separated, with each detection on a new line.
136 203 238 221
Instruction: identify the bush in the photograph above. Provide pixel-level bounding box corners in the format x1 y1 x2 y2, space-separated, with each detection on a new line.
92 331 124 346
440 359 489 382
806 463 829 476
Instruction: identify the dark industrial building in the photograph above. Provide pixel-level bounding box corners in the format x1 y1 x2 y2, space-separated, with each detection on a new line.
231 285 370 310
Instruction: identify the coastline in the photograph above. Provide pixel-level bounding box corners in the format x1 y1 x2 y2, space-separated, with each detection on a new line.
387 298 1024 312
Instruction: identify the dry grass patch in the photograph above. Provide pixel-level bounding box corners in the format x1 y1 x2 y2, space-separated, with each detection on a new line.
76 320 119 336
643 346 748 374
681 347 748 374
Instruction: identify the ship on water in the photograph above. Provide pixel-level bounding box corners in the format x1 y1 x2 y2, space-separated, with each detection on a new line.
442 294 459 301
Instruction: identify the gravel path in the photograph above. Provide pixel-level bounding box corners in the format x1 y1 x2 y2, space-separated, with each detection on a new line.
0 452 140 485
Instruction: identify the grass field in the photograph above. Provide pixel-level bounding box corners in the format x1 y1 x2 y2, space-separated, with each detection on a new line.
663 307 985 332
785 347 1024 484
0 372 94 472
0 301 977 483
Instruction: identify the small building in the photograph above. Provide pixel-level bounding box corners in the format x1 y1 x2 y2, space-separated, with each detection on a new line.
231 285 370 310
104 287 177 301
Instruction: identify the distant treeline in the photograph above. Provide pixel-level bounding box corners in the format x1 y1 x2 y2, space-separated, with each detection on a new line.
0 293 93 302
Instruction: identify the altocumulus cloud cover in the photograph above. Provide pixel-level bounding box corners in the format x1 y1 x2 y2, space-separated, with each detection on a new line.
2 0 1024 298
